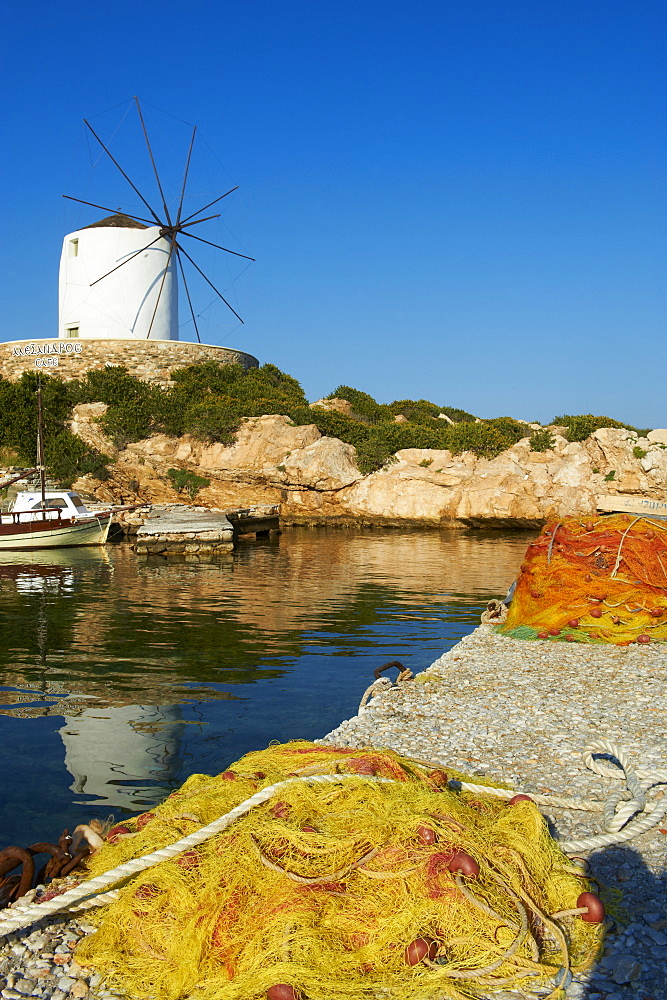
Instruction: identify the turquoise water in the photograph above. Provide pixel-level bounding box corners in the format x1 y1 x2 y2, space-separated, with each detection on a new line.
0 527 529 847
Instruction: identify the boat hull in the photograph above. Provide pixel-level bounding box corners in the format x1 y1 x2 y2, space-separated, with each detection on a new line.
0 514 113 550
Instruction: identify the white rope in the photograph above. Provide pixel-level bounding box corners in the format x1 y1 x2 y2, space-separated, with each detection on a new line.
454 740 667 853
358 677 392 712
2 743 664 939
558 741 667 852
358 668 413 713
0 774 390 940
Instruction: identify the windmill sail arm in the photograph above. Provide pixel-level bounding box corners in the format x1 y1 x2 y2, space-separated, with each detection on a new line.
176 241 244 324
175 126 197 225
178 186 238 226
62 195 157 228
176 250 201 343
84 118 162 225
179 213 221 229
134 96 172 226
179 230 255 261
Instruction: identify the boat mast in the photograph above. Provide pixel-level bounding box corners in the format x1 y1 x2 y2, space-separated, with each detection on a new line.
36 380 47 516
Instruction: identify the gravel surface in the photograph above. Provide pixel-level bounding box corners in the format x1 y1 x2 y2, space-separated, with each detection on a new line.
320 624 667 999
1 625 665 1000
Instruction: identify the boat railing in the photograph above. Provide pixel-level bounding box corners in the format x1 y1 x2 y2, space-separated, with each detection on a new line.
0 508 66 525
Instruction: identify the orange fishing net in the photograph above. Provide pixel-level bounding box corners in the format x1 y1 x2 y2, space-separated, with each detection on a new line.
500 513 667 645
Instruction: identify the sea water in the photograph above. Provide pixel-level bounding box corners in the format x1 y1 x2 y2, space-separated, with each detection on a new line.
0 527 530 845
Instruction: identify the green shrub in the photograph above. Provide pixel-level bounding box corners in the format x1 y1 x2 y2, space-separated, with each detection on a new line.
633 446 647 459
179 401 241 444
553 413 646 442
604 470 616 482
441 421 514 458
0 446 20 466
486 417 529 444
388 399 442 424
387 399 476 424
75 365 154 406
167 468 211 499
0 363 534 486
418 458 433 467
0 373 109 485
100 397 160 448
289 407 371 448
529 428 555 452
438 405 477 422
352 424 440 475
328 385 392 423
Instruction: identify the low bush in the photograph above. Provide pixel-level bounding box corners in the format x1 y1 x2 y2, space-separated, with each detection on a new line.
553 413 650 442
289 407 371 448
328 385 392 423
13 364 652 488
0 373 110 485
387 398 442 424
439 404 477 423
529 428 555 452
441 422 513 458
486 417 529 445
167 468 211 500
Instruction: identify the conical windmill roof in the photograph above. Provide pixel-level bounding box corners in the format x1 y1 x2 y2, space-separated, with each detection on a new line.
82 213 148 230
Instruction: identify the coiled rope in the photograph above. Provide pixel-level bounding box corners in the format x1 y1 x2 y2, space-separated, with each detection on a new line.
417 740 667 853
358 677 667 851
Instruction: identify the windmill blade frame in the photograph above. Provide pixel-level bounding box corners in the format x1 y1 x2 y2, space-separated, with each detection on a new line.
176 241 244 325
64 98 253 337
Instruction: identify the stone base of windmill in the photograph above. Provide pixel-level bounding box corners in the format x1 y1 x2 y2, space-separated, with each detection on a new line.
0 338 258 386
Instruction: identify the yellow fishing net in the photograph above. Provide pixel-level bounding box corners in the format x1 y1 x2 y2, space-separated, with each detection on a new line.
500 513 667 645
75 742 603 1000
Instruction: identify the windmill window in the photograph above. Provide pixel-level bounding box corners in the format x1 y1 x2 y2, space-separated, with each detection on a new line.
69 239 79 258
65 326 79 339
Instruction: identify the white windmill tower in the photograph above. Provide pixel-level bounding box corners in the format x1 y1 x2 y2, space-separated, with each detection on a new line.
59 98 254 344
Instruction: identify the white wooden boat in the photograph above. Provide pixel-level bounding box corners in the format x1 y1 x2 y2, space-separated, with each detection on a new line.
0 382 119 551
0 490 113 550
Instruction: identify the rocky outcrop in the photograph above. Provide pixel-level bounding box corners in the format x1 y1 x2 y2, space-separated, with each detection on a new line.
69 405 667 528
325 432 662 527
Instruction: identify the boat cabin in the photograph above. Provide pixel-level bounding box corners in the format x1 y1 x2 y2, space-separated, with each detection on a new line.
8 491 93 521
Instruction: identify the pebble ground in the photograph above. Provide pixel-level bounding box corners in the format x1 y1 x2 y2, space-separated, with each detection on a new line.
320 624 667 999
1 625 665 1000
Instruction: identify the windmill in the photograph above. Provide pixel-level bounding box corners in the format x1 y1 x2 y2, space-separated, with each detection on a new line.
59 97 254 344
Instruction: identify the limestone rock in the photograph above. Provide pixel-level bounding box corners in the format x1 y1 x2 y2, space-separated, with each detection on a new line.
647 429 667 445
309 397 354 417
339 468 456 524
68 403 117 457
68 407 667 528
279 437 361 490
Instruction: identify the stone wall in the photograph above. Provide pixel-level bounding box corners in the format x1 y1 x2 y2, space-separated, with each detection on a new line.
0 338 258 385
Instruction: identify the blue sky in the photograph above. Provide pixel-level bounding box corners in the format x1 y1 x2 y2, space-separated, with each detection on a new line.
2 1 665 427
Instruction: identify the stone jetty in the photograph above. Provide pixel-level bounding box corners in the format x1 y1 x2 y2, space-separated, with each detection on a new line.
132 503 279 555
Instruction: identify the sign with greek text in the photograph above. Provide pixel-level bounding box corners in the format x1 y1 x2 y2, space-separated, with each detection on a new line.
10 342 83 368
